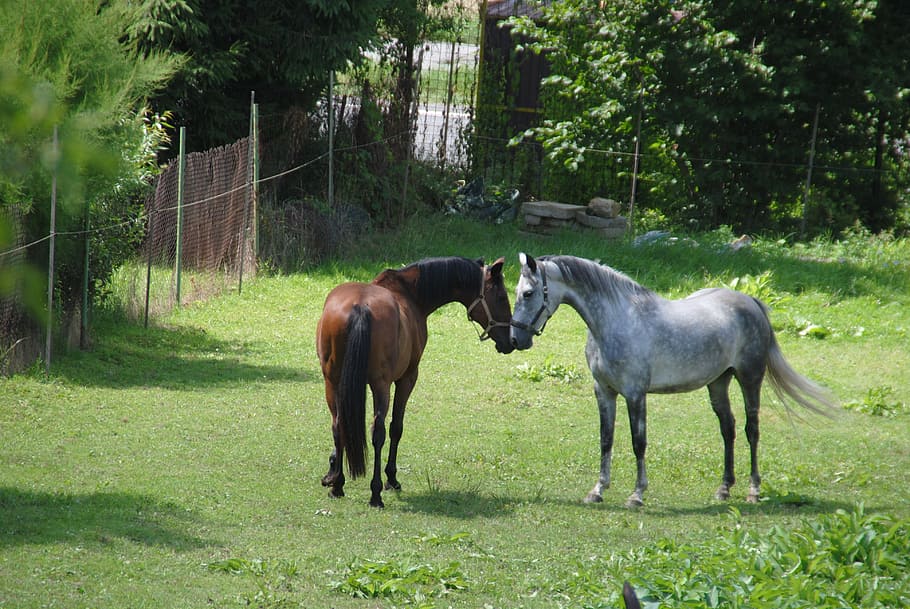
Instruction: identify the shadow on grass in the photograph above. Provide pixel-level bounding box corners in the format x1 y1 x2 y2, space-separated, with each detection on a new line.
53 320 314 390
397 486 863 520
639 495 860 519
0 487 213 550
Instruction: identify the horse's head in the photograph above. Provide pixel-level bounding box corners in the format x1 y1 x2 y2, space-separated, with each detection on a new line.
470 257 514 354
510 252 552 350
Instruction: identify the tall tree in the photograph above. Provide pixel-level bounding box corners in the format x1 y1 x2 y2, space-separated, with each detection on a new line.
124 0 394 152
1 0 178 311
510 0 910 234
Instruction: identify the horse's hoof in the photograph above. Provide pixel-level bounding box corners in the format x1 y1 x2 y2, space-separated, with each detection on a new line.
715 487 731 501
384 480 401 492
327 488 344 499
321 475 334 487
625 495 644 509
584 492 603 504
746 493 760 504
369 497 385 508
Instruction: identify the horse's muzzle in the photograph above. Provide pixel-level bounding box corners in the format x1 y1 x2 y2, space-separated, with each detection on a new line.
496 340 515 354
509 326 534 351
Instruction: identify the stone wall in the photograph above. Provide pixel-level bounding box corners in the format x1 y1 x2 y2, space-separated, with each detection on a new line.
522 198 628 238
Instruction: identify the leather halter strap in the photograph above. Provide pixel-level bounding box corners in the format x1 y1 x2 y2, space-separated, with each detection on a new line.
509 262 550 336
466 265 511 341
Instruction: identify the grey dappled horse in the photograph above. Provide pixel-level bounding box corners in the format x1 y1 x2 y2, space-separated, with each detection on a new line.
509 253 837 507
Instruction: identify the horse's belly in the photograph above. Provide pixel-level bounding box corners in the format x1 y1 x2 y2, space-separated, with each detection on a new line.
647 361 728 393
648 376 715 394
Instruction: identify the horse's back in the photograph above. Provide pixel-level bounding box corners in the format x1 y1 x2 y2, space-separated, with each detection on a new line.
317 282 423 385
628 288 772 392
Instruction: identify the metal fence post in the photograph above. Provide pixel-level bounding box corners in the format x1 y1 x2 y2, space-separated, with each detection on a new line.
144 202 155 329
628 84 644 239
45 126 58 375
81 196 89 349
175 126 186 307
252 102 259 259
328 71 335 208
800 102 821 239
239 92 254 295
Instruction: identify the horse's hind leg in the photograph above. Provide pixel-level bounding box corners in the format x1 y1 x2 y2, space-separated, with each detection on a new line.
585 382 617 503
369 383 391 507
738 378 762 503
708 372 736 500
385 370 418 492
321 385 346 498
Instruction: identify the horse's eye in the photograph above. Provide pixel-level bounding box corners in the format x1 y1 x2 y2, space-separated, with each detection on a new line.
523 290 534 299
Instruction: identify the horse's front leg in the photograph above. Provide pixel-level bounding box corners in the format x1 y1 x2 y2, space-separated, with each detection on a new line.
385 370 418 492
369 383 391 507
625 392 648 508
585 382 617 503
321 385 346 498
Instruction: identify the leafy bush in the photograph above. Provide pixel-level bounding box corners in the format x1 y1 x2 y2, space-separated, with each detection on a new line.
546 506 910 609
726 270 787 308
331 558 467 604
515 357 583 383
206 558 301 609
845 386 905 417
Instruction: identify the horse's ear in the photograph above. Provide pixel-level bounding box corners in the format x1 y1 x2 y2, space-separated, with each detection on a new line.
474 257 485 268
520 252 537 274
489 257 505 277
622 581 641 609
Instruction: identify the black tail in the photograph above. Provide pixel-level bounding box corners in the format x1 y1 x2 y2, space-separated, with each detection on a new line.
622 581 641 609
338 304 371 478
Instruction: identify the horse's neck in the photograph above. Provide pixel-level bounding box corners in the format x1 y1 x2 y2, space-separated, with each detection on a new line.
560 285 604 329
420 291 472 316
373 270 469 316
552 268 631 334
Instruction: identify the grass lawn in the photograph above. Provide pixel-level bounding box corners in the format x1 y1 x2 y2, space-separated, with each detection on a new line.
2 216 908 608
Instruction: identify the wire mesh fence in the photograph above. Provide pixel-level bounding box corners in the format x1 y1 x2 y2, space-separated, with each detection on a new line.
3 2 907 375
127 137 256 320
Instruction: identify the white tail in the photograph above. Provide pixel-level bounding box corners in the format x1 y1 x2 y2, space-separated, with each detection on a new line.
765 331 839 417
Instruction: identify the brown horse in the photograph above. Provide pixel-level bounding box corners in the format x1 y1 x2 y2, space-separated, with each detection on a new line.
316 256 513 507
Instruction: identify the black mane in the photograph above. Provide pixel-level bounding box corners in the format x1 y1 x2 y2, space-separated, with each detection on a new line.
412 256 482 306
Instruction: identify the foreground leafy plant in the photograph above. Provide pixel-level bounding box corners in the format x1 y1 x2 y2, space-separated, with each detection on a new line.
540 506 909 609
727 270 787 307
206 558 300 608
515 356 583 383
629 506 910 609
331 558 468 604
844 385 905 417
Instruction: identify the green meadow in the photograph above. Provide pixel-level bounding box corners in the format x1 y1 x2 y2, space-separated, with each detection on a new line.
2 216 908 608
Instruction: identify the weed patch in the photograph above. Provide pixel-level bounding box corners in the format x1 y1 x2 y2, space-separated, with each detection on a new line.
515 356 583 383
206 558 300 608
542 506 909 609
331 558 468 605
845 385 905 417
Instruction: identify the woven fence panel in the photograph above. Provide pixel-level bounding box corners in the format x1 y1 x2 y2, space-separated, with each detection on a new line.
146 138 252 271
135 137 254 314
